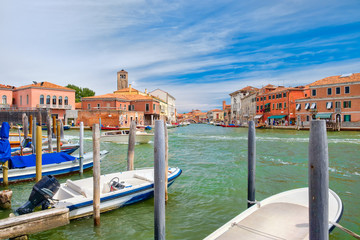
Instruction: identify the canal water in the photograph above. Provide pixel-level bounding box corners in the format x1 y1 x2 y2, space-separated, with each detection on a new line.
1 124 359 239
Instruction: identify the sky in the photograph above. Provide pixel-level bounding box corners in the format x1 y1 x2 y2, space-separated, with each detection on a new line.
1 0 360 113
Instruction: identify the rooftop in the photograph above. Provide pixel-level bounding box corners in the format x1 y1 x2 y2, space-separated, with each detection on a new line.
310 73 360 86
15 81 74 91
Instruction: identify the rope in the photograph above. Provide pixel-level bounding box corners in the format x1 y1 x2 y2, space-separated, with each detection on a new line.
330 221 360 239
247 199 261 207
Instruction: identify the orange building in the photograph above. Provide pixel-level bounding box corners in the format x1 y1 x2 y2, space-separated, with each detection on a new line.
0 84 14 109
295 73 360 129
80 85 160 127
256 86 309 125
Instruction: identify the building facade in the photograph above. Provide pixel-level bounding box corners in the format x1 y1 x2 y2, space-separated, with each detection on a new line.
207 109 224 123
150 89 176 123
295 73 360 128
239 92 257 125
229 86 258 125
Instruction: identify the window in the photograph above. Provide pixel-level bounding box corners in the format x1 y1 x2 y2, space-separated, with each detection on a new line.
335 101 341 108
344 115 351 122
52 96 57 105
88 104 91 110
46 95 50 104
64 97 68 105
272 103 275 110
257 106 259 111
306 116 310 121
345 86 350 94
119 104 122 109
312 89 316 96
326 102 333 109
305 103 310 110
296 104 301 110
284 102 286 109
260 97 263 101
124 104 126 110
27 95 29 104
272 95 275 99
276 103 278 109
279 103 282 109
336 87 340 94
97 104 100 109
257 98 259 102
327 88 332 95
20 96 22 105
310 103 317 109
153 104 156 111
58 96 62 105
2 95 6 104
264 96 266 101
40 95 44 104
260 105 263 110
128 105 131 111
283 92 286 98
343 101 351 108
146 103 150 112
132 105 135 111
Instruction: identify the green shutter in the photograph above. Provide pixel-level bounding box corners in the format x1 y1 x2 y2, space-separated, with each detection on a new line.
349 101 351 108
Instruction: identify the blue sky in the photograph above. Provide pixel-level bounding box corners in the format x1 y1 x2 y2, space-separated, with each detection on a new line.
1 0 360 112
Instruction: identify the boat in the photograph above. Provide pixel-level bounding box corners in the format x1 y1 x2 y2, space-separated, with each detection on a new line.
100 130 153 144
166 123 177 129
220 124 239 128
0 150 109 183
101 126 121 130
41 125 71 131
11 143 80 156
256 123 266 129
204 187 343 240
51 167 182 219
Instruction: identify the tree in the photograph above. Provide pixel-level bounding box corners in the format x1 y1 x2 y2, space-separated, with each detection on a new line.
66 84 95 102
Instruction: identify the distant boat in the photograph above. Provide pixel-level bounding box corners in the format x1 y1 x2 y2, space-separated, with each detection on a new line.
204 188 343 240
41 125 71 131
0 150 109 183
101 126 121 131
220 124 239 128
100 130 153 144
51 167 182 219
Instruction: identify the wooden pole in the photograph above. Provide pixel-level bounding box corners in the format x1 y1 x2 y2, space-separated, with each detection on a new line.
92 124 100 226
29 115 33 135
79 122 84 175
52 115 56 138
59 119 64 139
35 126 42 182
56 120 61 153
46 115 53 153
127 121 136 171
17 127 23 156
247 120 256 208
22 114 28 140
154 120 165 240
32 117 37 154
309 120 329 240
163 121 168 202
3 161 8 186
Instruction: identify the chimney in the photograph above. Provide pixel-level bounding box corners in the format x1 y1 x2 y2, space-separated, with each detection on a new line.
129 84 132 93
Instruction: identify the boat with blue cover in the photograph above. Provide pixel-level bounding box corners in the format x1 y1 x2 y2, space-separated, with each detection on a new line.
0 150 109 183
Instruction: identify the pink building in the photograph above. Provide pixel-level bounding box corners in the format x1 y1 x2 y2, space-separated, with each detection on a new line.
1 81 75 120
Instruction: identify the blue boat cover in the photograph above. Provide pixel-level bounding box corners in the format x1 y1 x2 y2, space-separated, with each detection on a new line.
9 152 76 169
0 122 11 163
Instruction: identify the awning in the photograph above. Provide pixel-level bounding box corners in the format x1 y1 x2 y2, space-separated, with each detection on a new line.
305 103 310 110
316 113 332 119
296 104 301 110
268 115 287 119
326 102 332 109
310 103 317 109
254 115 263 119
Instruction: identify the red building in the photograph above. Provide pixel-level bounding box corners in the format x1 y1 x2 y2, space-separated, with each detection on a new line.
256 86 309 125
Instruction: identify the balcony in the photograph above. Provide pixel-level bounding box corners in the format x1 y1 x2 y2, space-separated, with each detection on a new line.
335 108 341 113
37 104 72 110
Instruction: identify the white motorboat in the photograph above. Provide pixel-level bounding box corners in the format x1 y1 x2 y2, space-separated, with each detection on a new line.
52 167 182 219
204 188 343 240
100 130 153 144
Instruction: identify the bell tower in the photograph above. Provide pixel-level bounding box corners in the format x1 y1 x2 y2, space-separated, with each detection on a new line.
117 69 128 90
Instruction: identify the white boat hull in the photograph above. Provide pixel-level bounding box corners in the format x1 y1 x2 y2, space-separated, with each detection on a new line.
100 131 153 144
52 167 182 219
205 188 343 240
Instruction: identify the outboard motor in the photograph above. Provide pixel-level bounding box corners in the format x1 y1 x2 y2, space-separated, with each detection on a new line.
16 175 60 215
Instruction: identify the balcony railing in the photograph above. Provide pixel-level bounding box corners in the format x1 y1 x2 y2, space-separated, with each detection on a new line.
37 104 72 110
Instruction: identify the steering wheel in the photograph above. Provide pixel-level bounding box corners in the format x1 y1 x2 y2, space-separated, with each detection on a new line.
109 177 120 187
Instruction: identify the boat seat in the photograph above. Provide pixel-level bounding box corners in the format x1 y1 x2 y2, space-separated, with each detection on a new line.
133 172 154 182
66 180 92 198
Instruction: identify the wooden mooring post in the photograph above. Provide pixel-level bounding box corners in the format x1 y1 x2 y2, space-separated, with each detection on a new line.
56 120 61 152
29 115 33 135
92 124 101 226
154 120 166 240
247 120 256 208
46 115 53 153
35 126 42 182
0 208 69 239
79 122 84 175
164 121 169 202
52 115 56 138
127 121 136 171
309 120 329 240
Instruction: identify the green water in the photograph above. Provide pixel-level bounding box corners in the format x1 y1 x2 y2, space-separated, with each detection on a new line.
1 124 359 239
